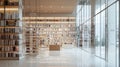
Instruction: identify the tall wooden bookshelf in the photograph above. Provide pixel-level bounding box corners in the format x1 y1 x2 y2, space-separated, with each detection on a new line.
25 30 39 54
23 17 76 54
0 0 23 60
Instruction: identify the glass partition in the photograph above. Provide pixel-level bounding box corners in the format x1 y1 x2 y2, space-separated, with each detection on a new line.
76 0 119 67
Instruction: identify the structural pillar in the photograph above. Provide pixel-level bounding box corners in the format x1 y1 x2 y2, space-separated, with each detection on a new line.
90 0 95 54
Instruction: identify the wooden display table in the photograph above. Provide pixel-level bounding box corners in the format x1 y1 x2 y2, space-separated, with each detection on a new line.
49 45 60 51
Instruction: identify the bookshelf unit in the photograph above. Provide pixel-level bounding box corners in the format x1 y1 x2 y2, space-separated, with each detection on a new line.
0 0 23 60
23 17 76 53
25 30 39 54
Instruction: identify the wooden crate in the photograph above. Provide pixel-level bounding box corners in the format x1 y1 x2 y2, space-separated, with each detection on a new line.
49 45 60 51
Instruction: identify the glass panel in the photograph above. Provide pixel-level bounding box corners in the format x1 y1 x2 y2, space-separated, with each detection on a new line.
82 24 87 49
95 14 101 56
77 5 81 13
100 10 105 58
107 0 116 6
81 6 83 24
107 3 117 67
95 0 101 14
88 3 91 19
83 6 86 22
76 14 80 27
87 20 91 52
101 0 105 10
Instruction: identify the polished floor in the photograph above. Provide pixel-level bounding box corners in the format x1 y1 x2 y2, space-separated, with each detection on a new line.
0 46 115 67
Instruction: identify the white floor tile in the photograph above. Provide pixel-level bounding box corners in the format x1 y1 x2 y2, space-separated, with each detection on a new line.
0 47 114 67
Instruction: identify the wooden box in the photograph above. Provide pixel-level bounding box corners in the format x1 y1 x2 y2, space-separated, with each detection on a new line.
49 45 60 51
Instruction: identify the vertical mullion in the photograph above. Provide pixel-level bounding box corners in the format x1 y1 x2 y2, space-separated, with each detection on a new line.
100 0 102 57
115 2 117 67
105 0 108 61
3 0 5 57
118 0 120 67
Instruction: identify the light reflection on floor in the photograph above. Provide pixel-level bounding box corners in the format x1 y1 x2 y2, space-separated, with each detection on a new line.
0 47 116 67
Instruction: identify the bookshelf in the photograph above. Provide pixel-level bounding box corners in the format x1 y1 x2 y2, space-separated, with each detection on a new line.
25 30 39 54
23 17 76 53
0 0 23 60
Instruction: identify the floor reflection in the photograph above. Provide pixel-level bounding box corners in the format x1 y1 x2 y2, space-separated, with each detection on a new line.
0 47 115 67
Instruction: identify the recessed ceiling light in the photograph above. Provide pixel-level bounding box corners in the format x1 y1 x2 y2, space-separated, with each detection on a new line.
61 6 64 8
50 6 53 8
44 11 48 12
40 5 43 7
0 8 18 11
52 11 56 13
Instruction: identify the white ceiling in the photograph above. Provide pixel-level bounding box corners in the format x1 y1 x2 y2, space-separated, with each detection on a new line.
23 0 77 17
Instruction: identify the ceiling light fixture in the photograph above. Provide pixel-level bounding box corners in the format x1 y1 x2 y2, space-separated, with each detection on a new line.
50 6 52 8
61 6 63 8
0 8 18 11
40 5 43 7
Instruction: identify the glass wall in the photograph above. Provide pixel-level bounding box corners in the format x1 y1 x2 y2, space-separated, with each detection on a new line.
76 0 119 67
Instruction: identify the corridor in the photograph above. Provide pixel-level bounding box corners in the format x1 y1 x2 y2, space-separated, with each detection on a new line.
0 47 114 67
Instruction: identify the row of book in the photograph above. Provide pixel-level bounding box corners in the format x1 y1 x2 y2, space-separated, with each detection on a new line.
0 0 18 6
0 53 19 58
0 34 19 39
5 12 19 19
26 42 38 44
37 32 76 34
0 28 4 33
0 13 4 19
26 51 37 53
26 47 37 50
0 20 19 26
0 46 19 52
36 29 75 31
25 42 30 44
0 12 19 19
0 21 4 26
0 40 19 45
5 20 19 26
24 19 75 22
0 28 21 33
27 24 76 27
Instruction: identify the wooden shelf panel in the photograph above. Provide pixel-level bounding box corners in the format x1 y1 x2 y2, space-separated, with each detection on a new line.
0 45 19 47
0 26 19 28
0 57 19 60
0 33 21 34
0 6 18 8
